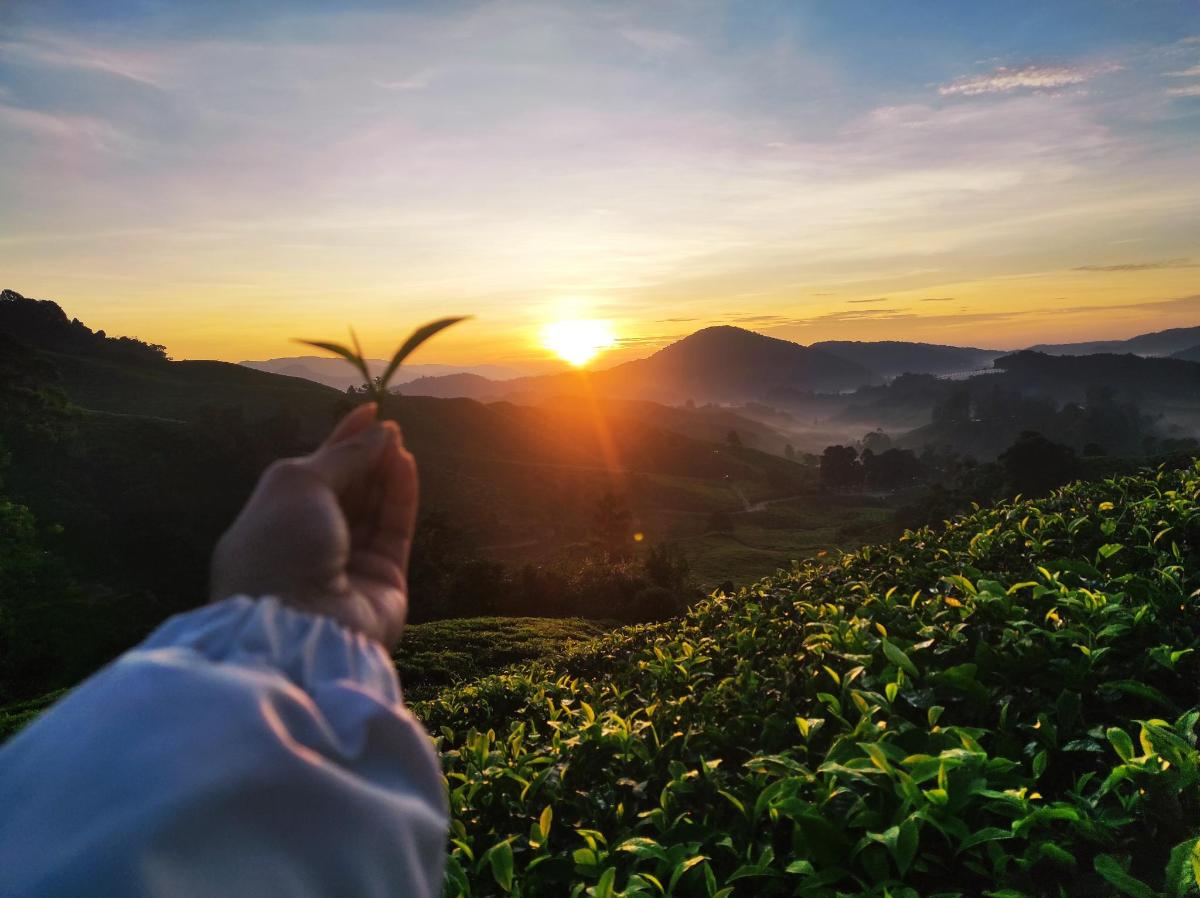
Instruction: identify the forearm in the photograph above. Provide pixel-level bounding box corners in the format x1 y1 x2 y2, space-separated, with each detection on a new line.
0 596 448 898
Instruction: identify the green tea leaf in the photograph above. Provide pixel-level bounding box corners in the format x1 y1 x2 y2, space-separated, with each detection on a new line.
1164 837 1200 897
882 639 919 678
487 839 514 893
1107 727 1136 762
378 316 471 392
294 339 371 385
592 866 616 898
1093 854 1156 898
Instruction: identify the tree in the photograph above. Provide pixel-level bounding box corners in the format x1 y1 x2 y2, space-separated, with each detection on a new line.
863 448 925 491
592 492 634 560
932 390 972 425
726 430 742 448
998 431 1080 498
861 430 892 454
643 543 690 591
783 443 796 460
820 445 864 492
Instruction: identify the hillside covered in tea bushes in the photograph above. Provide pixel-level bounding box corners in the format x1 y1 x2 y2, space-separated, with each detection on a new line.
418 462 1200 897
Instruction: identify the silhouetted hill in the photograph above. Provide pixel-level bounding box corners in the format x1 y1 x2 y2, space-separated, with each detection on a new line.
993 349 1200 400
0 289 167 363
1028 324 1200 357
881 350 1200 459
0 289 812 569
406 326 873 402
811 340 1001 379
241 356 523 391
1172 344 1200 363
403 371 506 398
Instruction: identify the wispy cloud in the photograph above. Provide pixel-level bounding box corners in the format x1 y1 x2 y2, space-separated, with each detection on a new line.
1 4 1198 359
1167 84 1200 97
0 32 165 88
374 70 434 91
620 28 690 53
938 62 1120 97
1073 258 1197 271
1167 65 1200 77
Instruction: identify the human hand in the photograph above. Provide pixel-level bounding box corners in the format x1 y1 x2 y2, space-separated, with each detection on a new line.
210 403 418 649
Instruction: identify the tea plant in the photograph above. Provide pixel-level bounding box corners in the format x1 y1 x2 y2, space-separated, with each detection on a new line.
416 461 1200 897
297 316 468 408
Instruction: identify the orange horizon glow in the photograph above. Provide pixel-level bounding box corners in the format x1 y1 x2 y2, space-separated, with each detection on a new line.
2 6 1197 368
540 320 617 367
17 267 1197 370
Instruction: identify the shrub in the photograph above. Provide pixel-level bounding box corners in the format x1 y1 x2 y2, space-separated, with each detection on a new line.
419 461 1200 897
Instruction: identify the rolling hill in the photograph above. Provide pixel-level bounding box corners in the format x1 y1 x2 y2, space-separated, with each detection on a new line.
240 356 524 391
811 339 1001 379
0 288 820 610
404 326 874 402
1029 323 1200 357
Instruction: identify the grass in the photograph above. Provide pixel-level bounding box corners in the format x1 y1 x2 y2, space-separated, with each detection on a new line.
416 460 1200 897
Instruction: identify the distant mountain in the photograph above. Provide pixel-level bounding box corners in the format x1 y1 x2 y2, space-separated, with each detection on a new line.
405 326 873 402
1 287 809 540
811 340 1002 380
1172 345 1200 363
1028 325 1200 357
994 350 1200 400
240 356 523 391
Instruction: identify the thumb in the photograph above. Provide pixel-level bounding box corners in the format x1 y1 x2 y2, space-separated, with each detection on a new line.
302 422 392 493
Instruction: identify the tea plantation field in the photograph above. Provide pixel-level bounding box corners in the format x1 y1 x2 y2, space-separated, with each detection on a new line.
418 462 1200 897
0 617 609 739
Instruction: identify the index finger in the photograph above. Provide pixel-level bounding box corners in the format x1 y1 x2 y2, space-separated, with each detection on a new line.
320 402 378 450
368 433 419 570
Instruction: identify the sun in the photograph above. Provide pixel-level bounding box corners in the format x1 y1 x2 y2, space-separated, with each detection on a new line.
541 319 616 367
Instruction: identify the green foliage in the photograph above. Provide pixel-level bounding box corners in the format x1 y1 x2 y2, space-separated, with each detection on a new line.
297 316 468 406
418 461 1200 896
394 617 611 701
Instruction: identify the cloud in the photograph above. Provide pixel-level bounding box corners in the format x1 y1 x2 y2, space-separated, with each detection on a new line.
720 316 796 328
615 332 684 347
846 297 889 304
938 62 1120 97
921 296 956 302
620 28 690 53
1073 258 1197 271
374 70 434 91
1167 84 1200 97
1167 65 1200 77
0 32 165 88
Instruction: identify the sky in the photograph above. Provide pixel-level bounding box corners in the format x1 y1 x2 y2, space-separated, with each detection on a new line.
1 0 1198 369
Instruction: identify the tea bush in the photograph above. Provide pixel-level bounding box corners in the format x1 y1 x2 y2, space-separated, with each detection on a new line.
417 462 1200 897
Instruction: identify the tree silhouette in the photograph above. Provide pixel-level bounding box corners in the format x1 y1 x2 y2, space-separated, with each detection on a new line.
998 431 1080 497
592 492 634 560
820 445 864 492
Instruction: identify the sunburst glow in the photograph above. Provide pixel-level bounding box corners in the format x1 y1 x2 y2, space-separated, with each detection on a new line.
541 320 616 367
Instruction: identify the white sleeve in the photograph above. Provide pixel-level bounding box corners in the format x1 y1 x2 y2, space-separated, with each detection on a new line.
0 596 448 898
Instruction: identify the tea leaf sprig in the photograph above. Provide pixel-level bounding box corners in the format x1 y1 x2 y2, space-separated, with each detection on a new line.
297 317 469 411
